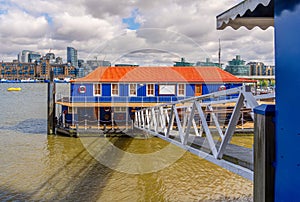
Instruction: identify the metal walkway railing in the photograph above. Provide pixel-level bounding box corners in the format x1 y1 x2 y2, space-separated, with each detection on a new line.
134 86 275 160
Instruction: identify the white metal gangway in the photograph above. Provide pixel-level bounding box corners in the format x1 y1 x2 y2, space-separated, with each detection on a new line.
134 86 275 160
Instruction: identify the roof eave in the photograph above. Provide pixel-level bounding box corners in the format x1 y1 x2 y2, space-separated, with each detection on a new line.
217 17 274 30
216 0 274 30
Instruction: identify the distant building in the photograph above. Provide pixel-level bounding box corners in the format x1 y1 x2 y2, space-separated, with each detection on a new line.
45 52 56 64
173 58 194 66
266 65 275 76
55 57 63 64
45 52 55 60
1 61 36 80
247 62 275 76
18 50 41 63
196 58 222 68
37 58 77 80
77 67 85 78
67 47 78 68
76 60 112 78
225 55 250 76
78 59 84 68
46 52 55 60
86 60 111 69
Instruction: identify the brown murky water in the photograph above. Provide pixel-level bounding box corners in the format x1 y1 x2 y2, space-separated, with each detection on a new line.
0 83 253 201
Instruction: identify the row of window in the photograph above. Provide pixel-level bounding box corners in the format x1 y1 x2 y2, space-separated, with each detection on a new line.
1 71 34 75
93 83 186 97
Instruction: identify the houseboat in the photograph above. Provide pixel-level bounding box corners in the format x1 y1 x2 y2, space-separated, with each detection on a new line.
55 66 253 135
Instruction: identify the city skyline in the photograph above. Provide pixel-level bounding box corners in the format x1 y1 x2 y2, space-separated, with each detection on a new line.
4 46 274 68
0 0 274 65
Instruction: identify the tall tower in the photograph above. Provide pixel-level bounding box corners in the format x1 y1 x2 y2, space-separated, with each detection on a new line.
218 39 221 68
67 47 78 67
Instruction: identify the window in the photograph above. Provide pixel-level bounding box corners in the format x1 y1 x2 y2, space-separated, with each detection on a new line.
159 85 175 95
114 107 126 112
177 84 185 96
68 107 77 114
94 83 101 96
147 84 155 96
195 84 202 96
129 83 137 96
111 84 119 96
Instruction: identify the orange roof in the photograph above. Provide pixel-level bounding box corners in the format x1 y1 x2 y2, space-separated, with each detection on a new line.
75 66 254 83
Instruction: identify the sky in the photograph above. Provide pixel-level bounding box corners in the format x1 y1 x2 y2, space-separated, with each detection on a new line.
0 0 274 67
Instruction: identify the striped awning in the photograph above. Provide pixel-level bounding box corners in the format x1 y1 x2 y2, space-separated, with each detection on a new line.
216 0 274 30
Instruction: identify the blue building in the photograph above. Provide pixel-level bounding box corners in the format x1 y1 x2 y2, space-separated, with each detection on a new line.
56 66 253 129
67 47 78 68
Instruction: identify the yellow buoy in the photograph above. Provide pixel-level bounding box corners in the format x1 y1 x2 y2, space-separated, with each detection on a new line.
7 87 22 91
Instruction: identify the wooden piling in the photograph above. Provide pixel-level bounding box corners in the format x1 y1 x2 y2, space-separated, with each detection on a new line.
253 104 275 202
47 69 56 135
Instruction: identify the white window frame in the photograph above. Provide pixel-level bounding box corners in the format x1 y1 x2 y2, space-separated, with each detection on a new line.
111 83 119 96
159 84 176 95
129 83 137 96
146 83 155 96
93 83 101 96
177 83 186 97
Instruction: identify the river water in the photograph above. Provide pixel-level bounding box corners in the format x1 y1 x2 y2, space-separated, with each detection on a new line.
0 83 253 201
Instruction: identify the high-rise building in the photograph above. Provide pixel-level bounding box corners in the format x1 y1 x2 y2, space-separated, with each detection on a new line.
78 59 84 68
67 47 78 67
224 55 250 76
18 50 41 63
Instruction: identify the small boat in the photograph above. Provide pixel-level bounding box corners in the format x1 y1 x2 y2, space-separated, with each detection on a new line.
7 87 22 91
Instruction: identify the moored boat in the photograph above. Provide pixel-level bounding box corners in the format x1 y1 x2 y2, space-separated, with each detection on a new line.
7 87 22 91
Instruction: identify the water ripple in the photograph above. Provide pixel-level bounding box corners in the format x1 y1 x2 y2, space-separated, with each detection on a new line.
0 118 47 134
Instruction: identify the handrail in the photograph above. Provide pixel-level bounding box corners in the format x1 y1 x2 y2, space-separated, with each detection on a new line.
134 86 275 160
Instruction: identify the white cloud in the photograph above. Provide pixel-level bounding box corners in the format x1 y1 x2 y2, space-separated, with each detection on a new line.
52 12 120 42
0 0 274 65
0 9 48 38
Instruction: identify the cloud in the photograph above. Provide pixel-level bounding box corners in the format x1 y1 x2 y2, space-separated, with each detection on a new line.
52 12 120 42
84 0 135 18
0 9 48 38
0 0 274 66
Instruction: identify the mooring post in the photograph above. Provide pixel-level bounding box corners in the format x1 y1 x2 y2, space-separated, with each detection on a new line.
47 69 56 135
253 104 275 202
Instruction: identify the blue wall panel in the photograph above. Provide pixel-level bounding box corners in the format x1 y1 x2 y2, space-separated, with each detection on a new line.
202 84 220 94
137 85 146 96
85 84 94 96
122 84 129 96
186 84 194 96
155 84 159 96
71 83 93 97
102 84 111 96
274 1 300 200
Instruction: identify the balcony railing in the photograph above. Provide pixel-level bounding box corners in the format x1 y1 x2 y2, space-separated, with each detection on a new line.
56 94 241 105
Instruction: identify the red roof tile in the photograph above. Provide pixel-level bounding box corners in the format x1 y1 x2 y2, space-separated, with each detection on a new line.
75 66 254 83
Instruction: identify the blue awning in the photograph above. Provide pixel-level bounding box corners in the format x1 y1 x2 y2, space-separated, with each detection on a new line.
216 0 274 30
